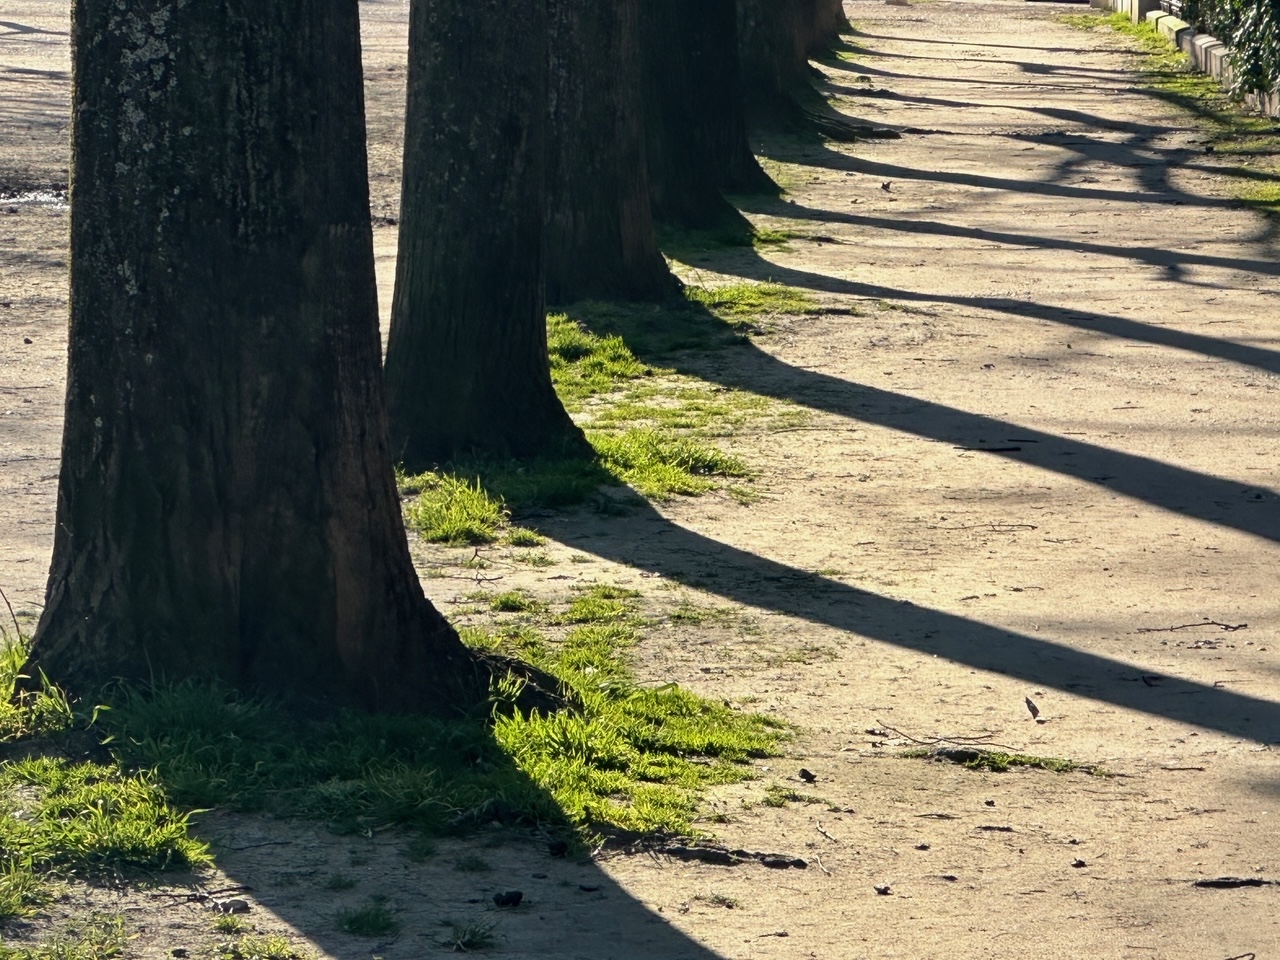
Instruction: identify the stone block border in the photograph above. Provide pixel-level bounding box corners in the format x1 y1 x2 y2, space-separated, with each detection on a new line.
1087 0 1279 117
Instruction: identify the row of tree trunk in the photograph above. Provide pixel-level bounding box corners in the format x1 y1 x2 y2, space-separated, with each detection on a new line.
385 0 854 468
27 0 857 716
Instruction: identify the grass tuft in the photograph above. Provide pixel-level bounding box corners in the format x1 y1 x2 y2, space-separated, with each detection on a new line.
591 429 749 499
684 282 815 319
100 601 785 842
220 933 308 960
336 899 398 937
475 605 788 837
548 313 652 404
441 920 499 952
487 591 545 614
0 647 210 926
552 585 642 626
401 474 507 545
0 913 128 960
0 639 74 743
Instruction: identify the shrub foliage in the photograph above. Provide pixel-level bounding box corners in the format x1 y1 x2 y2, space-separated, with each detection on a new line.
1181 0 1279 95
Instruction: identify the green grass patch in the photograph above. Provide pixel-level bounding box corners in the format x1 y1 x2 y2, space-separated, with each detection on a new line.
486 591 545 614
551 585 641 626
561 282 813 363
399 473 507 545
0 651 211 926
751 228 801 249
0 641 74 743
761 784 826 807
903 747 1105 775
400 426 751 534
752 157 806 194
469 614 788 837
399 281 810 528
667 599 738 626
336 899 398 937
580 382 800 436
213 914 248 935
0 587 788 949
684 282 815 320
440 920 499 953
548 312 653 404
0 913 128 960
590 429 749 500
219 933 307 960
400 460 597 543
505 528 545 547
1054 12 1112 29
90 597 784 844
0 757 213 877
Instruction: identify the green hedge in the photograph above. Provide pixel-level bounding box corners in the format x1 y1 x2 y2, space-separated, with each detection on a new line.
1181 0 1280 95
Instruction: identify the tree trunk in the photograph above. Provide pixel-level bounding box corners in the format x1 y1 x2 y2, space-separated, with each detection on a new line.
28 0 486 715
545 0 679 305
738 0 814 128
739 0 894 141
793 0 852 57
688 0 777 196
385 0 586 466
641 0 755 235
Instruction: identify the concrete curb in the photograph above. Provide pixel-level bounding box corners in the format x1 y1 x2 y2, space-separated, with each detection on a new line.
1088 0 1279 117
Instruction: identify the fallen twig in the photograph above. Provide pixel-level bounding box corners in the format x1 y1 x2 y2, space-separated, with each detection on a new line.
149 885 253 907
878 722 1020 753
1136 620 1247 634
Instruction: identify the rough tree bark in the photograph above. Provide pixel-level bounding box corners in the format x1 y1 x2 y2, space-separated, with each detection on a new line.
687 0 777 195
545 0 679 305
385 0 586 466
738 0 884 140
641 0 758 234
28 0 487 714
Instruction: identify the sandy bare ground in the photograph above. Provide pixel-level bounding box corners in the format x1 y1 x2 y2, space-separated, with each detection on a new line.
3 1 1280 957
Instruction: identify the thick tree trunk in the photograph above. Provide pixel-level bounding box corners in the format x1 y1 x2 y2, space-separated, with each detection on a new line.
687 0 777 196
29 0 486 715
739 0 895 140
386 0 586 466
792 0 852 57
641 0 755 235
545 0 678 305
738 0 814 128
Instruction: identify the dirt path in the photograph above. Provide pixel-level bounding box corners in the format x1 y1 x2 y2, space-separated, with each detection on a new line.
3 1 1280 957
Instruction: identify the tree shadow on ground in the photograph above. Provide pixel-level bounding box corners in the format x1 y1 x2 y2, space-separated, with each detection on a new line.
17 701 745 960
740 191 1280 288
539 497 1280 746
569 297 1280 547
546 300 1280 748
757 133 1251 212
808 32 1280 247
177 773 731 960
848 30 1144 57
